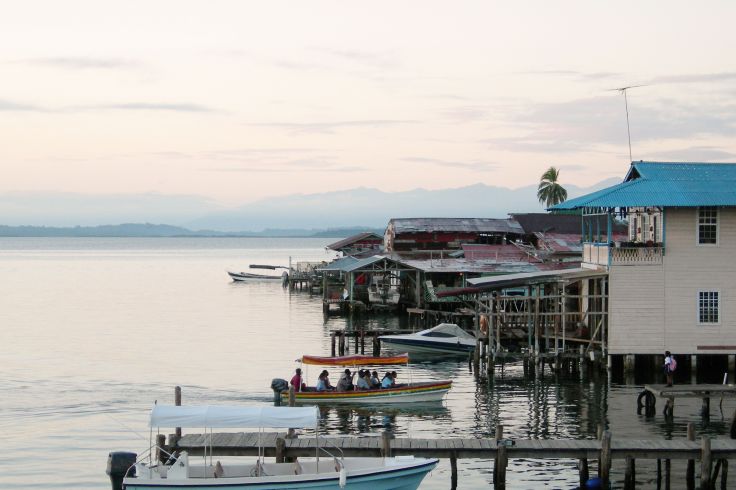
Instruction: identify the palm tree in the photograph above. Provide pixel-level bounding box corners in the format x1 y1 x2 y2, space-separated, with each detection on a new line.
537 166 568 208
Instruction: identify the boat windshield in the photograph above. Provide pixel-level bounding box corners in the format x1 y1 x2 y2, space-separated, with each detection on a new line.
421 323 475 339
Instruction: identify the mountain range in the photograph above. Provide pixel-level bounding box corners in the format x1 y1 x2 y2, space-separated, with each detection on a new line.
0 179 620 234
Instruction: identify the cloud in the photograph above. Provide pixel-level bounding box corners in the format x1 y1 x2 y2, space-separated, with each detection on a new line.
402 157 497 170
71 102 217 113
319 48 399 69
247 119 415 134
203 158 366 173
642 145 736 162
14 57 143 70
440 105 489 122
0 99 45 112
647 72 736 85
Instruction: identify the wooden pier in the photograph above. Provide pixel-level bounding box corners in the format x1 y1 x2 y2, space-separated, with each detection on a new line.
640 384 736 418
171 427 736 489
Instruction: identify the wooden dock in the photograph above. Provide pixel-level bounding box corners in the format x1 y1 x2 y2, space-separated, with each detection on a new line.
171 428 736 489
640 384 736 417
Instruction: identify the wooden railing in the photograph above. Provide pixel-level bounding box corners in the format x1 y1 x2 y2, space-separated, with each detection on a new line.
584 243 664 267
610 246 664 265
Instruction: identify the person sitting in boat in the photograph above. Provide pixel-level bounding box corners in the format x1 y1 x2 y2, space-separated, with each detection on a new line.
356 370 371 390
370 370 381 388
316 370 333 391
381 371 393 389
390 371 401 387
290 368 306 392
336 369 354 391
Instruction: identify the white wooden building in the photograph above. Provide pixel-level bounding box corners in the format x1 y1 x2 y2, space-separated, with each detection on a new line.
554 161 736 357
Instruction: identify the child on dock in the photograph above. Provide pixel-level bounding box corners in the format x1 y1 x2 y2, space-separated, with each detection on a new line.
664 351 676 386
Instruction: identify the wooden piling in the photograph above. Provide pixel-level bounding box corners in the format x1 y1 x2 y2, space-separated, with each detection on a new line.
702 437 712 490
338 333 345 356
600 431 611 489
493 425 505 488
156 434 167 464
686 422 695 489
174 386 182 439
721 459 729 490
381 432 392 458
657 459 662 489
496 443 508 490
372 334 380 357
624 456 635 490
450 452 458 490
275 437 286 463
579 457 589 488
331 333 336 357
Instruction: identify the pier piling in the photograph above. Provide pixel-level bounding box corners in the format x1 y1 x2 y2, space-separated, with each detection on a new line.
687 422 695 489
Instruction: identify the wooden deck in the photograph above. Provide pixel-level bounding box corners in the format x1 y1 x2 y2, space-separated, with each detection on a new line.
177 432 736 460
645 384 736 398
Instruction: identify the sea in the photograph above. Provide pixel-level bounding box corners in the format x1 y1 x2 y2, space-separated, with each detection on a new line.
0 237 732 489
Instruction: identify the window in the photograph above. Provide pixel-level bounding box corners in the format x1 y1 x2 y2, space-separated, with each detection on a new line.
698 207 718 245
698 291 720 324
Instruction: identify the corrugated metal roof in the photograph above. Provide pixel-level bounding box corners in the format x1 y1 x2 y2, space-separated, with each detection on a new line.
553 161 736 210
389 218 523 234
325 232 383 251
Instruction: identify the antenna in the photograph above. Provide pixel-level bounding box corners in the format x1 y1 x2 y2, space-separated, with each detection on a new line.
607 85 647 162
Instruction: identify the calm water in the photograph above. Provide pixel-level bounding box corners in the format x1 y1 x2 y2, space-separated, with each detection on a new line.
0 237 732 489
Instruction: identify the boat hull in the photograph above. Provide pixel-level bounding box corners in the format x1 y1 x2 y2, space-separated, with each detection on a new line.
379 337 475 356
124 458 437 490
228 271 285 282
284 381 451 405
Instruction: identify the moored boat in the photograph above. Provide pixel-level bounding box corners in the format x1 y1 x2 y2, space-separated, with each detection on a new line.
379 323 476 356
227 265 289 282
110 404 437 490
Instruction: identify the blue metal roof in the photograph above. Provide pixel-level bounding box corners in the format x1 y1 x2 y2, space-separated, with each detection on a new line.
553 161 736 209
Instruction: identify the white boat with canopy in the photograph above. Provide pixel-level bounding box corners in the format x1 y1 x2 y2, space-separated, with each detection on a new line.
111 404 437 490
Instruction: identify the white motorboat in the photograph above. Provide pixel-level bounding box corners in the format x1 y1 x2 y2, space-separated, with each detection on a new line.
109 405 437 490
379 323 476 356
227 265 289 282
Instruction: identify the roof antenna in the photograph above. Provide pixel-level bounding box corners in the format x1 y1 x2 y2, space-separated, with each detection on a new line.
608 85 647 162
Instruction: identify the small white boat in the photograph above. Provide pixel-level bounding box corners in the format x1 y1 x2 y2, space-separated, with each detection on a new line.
227 265 289 282
379 323 476 356
110 405 437 490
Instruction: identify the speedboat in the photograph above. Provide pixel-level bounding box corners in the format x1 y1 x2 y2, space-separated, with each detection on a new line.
379 323 476 356
110 404 437 490
276 354 451 405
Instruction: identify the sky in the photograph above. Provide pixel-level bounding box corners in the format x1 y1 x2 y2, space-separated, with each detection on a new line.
3 1 736 207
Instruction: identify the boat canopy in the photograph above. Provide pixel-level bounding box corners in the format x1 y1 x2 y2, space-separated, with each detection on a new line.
301 353 410 366
149 405 319 429
423 323 476 339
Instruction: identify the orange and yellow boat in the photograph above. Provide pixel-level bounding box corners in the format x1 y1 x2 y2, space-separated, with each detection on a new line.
283 354 451 405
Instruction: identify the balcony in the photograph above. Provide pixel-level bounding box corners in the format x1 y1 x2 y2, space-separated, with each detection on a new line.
584 243 664 268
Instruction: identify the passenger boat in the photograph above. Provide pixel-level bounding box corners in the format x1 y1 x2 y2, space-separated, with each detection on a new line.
109 405 437 490
277 354 452 405
379 323 476 356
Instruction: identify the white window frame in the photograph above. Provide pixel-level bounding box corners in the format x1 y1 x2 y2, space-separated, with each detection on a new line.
697 290 721 325
696 207 719 246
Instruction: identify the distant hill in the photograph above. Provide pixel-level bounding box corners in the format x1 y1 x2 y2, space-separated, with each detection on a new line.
0 179 619 232
0 223 382 238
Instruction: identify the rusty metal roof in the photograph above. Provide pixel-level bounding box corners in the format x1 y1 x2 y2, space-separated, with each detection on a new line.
325 232 383 251
389 218 523 234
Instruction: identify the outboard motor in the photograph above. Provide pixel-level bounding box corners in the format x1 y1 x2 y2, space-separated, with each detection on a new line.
106 451 137 490
271 378 289 405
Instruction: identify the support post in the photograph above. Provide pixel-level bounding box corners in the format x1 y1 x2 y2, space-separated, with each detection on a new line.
275 437 286 463
687 422 695 490
174 386 182 439
579 457 589 489
721 459 729 490
702 437 712 490
331 332 336 357
625 456 635 490
156 434 167 464
381 431 392 458
600 431 611 489
450 452 458 490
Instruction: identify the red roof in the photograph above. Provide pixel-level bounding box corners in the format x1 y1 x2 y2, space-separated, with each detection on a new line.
461 244 541 263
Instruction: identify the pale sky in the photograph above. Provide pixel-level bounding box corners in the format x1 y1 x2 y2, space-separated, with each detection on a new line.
3 1 736 205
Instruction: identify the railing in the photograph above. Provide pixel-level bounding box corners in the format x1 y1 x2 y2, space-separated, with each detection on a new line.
583 243 664 267
610 246 664 265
